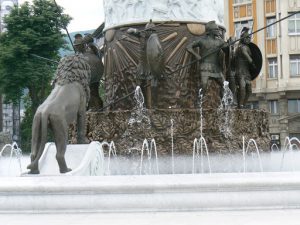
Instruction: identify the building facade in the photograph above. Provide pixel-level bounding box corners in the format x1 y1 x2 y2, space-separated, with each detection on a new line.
224 0 300 148
0 0 19 137
0 0 17 31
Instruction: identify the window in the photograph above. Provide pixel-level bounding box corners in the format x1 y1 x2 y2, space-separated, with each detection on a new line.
266 17 276 38
290 55 300 77
269 100 278 114
234 7 239 18
233 0 252 4
288 99 300 113
233 3 252 19
246 101 259 109
270 133 280 150
265 0 276 14
2 103 13 133
234 20 253 38
247 4 252 17
289 133 300 139
289 133 300 148
1 1 13 12
288 13 300 35
5 5 12 11
271 134 280 140
268 58 278 78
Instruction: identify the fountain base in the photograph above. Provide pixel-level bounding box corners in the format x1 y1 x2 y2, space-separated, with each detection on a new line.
1 172 300 213
71 109 270 155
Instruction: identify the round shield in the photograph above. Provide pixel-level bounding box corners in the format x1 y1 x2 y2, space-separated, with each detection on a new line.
248 42 263 80
146 33 164 78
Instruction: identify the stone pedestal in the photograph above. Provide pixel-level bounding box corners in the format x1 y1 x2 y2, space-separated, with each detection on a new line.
70 109 270 155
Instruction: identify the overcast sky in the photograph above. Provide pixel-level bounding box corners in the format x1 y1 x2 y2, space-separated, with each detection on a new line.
19 0 105 32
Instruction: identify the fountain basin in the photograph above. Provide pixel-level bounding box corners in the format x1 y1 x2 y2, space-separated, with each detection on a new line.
1 172 300 213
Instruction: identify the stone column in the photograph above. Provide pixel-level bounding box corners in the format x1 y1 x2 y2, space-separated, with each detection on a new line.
257 94 268 111
279 92 288 148
279 120 288 148
278 92 287 117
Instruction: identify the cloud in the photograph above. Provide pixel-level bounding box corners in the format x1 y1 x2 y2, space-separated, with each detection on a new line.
18 0 104 32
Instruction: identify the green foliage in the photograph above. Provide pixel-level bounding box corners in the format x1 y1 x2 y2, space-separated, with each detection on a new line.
20 95 34 152
0 0 72 150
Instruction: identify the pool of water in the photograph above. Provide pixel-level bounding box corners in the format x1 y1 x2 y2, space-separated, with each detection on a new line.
1 150 300 176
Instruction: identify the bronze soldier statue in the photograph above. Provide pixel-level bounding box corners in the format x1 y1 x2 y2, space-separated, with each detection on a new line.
225 36 238 106
186 21 226 98
83 33 104 111
84 33 102 58
127 19 164 109
73 37 85 54
74 33 83 42
73 34 104 111
234 27 256 108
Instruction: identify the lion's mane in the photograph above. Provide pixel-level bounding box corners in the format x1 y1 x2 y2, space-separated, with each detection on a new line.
53 53 91 101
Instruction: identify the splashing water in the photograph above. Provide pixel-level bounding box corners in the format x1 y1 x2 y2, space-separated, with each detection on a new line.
101 141 117 175
242 137 263 172
89 142 105 176
218 81 234 138
280 137 300 171
190 89 211 174
270 143 280 152
282 137 300 151
192 137 211 174
0 142 23 175
198 89 204 138
128 86 151 127
140 139 159 175
170 119 175 174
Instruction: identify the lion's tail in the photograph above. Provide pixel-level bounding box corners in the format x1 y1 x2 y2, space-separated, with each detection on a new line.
30 113 49 169
30 112 42 160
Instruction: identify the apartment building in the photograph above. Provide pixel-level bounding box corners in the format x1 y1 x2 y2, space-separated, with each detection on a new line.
224 0 300 147
0 0 17 30
0 0 18 136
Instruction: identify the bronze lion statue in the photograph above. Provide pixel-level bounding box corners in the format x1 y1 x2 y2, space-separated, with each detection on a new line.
27 53 91 174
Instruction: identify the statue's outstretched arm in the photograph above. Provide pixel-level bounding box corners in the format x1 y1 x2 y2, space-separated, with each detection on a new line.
186 41 202 61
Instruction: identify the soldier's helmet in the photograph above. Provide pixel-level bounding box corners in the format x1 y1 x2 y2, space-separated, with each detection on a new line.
73 38 84 46
205 21 219 32
240 27 251 43
145 19 156 31
73 38 85 53
240 27 250 38
74 33 83 40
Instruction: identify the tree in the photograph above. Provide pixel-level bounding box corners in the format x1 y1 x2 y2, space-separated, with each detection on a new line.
0 0 71 111
0 0 72 150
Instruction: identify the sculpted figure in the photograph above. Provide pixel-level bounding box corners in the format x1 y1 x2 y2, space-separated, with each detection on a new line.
83 34 104 110
225 36 238 105
127 19 164 108
74 33 83 42
186 21 226 98
74 37 85 54
234 27 256 108
73 36 104 111
84 33 101 58
27 53 91 174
